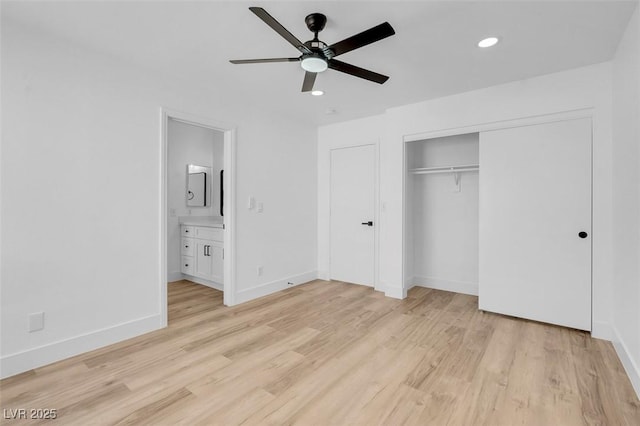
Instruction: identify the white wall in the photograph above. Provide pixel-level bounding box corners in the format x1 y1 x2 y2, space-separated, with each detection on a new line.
167 119 224 280
319 62 614 324
612 3 640 397
408 134 479 295
1 21 317 378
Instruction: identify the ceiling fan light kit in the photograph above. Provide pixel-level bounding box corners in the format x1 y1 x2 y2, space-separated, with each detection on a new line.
230 7 395 93
301 56 328 73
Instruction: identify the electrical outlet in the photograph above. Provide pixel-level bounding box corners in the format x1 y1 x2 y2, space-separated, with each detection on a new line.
257 265 263 276
248 196 255 210
28 312 44 332
257 202 263 213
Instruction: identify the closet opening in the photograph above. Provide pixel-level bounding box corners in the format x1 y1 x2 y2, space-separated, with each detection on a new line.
404 132 480 297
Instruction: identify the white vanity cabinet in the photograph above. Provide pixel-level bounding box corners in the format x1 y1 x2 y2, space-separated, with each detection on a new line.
181 224 223 285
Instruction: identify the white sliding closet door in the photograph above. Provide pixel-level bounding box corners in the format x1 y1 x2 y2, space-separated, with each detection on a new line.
479 118 592 331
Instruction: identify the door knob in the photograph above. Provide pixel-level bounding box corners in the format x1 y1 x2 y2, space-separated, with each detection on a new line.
578 231 588 239
361 221 374 227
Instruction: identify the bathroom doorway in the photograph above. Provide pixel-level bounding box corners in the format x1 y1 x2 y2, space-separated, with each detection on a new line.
160 108 236 326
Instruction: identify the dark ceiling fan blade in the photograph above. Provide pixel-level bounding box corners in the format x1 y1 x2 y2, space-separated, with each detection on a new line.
328 22 395 57
230 58 299 64
249 7 312 54
301 71 317 92
328 59 389 84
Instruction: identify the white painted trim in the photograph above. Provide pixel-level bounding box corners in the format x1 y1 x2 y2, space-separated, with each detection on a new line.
413 276 479 296
234 271 318 305
167 271 184 282
612 326 640 400
404 275 415 290
0 314 162 379
402 108 594 143
160 110 169 328
182 276 223 292
374 139 382 293
401 138 408 298
317 271 330 281
591 321 614 341
384 285 406 299
160 108 237 316
223 128 237 306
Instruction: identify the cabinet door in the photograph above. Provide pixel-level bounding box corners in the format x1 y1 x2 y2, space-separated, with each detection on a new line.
479 118 591 331
195 241 214 280
209 242 224 284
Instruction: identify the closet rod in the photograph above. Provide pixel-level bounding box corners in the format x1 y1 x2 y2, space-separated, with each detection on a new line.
410 164 479 175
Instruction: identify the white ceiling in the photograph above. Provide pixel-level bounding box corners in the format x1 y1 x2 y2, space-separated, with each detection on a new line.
3 1 637 125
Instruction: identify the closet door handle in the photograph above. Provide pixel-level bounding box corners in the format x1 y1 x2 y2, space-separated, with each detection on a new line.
361 221 374 227
578 231 588 239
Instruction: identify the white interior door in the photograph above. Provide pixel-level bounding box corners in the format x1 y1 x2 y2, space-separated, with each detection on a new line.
330 145 376 286
479 118 592 331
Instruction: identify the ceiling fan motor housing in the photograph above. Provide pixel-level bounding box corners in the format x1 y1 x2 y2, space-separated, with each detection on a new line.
303 13 334 59
305 13 327 33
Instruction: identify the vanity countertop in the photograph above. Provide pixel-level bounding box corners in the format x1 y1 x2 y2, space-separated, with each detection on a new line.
179 216 224 228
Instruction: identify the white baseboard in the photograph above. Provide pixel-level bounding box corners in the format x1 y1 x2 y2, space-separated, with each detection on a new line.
0 314 163 379
317 271 330 281
413 276 478 296
384 285 406 299
182 275 223 292
167 271 184 282
591 320 614 341
612 326 640 400
234 270 318 305
405 276 415 291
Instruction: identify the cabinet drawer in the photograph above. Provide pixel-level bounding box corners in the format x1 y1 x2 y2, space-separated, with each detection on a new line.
181 238 194 256
181 226 195 237
181 256 194 276
194 227 224 242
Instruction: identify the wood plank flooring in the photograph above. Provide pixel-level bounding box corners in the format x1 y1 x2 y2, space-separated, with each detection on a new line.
1 279 639 425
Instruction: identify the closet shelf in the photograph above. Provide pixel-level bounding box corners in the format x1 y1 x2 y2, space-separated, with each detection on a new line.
409 164 479 175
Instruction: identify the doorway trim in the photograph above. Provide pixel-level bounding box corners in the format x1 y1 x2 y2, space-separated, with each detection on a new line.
160 107 237 326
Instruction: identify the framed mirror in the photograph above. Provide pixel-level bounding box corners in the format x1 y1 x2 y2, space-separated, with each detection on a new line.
187 164 211 207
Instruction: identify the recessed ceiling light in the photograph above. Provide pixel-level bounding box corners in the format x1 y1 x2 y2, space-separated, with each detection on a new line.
478 37 499 48
311 90 324 96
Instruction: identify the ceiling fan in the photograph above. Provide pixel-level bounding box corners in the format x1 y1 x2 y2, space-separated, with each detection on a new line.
230 7 395 92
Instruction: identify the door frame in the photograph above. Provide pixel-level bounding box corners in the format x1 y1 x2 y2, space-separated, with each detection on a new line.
160 107 237 326
329 143 380 290
401 107 593 325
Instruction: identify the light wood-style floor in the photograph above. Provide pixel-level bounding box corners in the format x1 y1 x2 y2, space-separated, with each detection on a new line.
1 280 639 425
